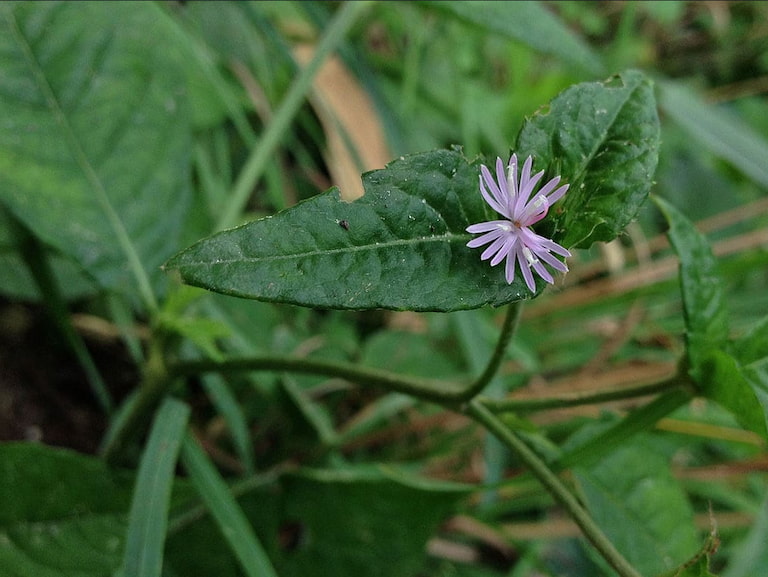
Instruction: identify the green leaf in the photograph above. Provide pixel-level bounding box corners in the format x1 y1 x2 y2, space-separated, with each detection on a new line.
167 72 660 311
659 80 768 189
0 443 134 576
699 349 767 439
517 70 660 248
166 148 536 311
120 398 190 577
723 493 768 577
653 196 729 382
574 437 700 577
0 3 191 301
180 433 279 577
426 1 604 74
724 316 768 440
274 466 468 577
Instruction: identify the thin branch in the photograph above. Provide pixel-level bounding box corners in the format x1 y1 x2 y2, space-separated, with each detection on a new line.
466 399 644 577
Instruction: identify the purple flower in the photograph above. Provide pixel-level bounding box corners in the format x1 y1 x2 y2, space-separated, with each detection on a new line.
466 154 571 293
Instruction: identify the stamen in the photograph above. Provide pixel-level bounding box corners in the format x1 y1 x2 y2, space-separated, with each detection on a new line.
523 246 538 265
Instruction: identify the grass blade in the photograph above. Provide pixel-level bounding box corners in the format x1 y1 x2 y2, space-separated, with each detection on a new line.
120 397 190 577
181 432 279 577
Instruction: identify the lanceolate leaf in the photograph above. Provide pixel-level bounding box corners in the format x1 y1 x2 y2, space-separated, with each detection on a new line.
654 197 729 381
167 71 660 311
0 3 191 298
517 70 660 248
166 148 537 312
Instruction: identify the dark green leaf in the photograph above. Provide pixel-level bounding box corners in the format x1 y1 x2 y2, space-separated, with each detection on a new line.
654 196 729 382
274 466 468 577
517 70 660 248
0 443 134 576
574 438 700 577
723 316 768 440
121 398 190 577
166 148 538 311
0 2 191 297
426 1 604 74
699 349 767 439
167 72 660 311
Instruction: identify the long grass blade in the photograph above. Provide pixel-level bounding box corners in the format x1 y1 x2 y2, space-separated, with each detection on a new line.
120 398 190 577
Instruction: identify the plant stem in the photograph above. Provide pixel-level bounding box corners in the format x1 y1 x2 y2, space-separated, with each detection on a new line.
466 399 644 577
169 302 522 406
100 331 174 464
171 355 468 404
482 374 685 413
459 302 523 400
216 1 375 230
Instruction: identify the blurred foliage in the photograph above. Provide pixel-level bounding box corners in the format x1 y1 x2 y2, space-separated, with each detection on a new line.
1 2 767 576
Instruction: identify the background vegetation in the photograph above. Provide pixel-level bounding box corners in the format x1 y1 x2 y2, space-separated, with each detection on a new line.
1 2 767 576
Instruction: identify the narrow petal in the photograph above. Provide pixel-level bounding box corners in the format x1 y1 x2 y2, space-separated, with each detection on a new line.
531 259 554 284
466 220 511 234
479 173 507 216
515 170 545 215
535 175 561 198
504 248 519 284
467 228 505 249
518 195 550 226
506 154 518 199
489 234 518 266
518 249 537 292
547 183 569 205
535 248 569 272
481 233 510 262
495 156 509 199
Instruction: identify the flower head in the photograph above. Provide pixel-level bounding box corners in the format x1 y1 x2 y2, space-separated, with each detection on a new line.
466 154 571 293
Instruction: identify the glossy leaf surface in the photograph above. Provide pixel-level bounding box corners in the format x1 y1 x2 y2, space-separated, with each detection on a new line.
167 71 660 311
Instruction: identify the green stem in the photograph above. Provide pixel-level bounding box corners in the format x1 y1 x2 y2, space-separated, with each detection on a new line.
482 374 685 413
467 399 644 577
171 355 468 404
460 302 523 400
216 1 375 230
100 332 174 463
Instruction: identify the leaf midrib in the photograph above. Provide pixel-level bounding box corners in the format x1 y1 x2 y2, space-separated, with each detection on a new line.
5 7 157 311
176 231 471 268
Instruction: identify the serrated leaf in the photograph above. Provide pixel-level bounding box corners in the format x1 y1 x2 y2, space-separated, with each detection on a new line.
574 438 700 577
0 2 191 297
517 70 660 248
166 148 536 311
654 197 729 383
426 1 604 74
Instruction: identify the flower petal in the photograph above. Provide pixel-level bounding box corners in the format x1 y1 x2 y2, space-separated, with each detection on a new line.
467 228 505 249
489 234 518 266
466 220 511 234
479 173 507 216
545 183 569 205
